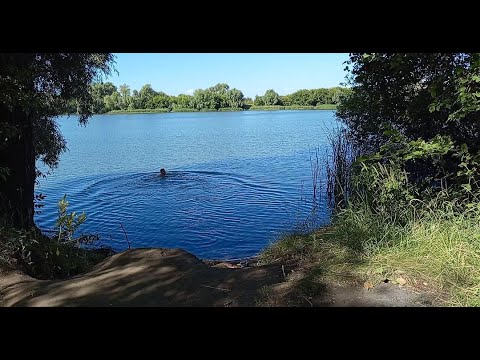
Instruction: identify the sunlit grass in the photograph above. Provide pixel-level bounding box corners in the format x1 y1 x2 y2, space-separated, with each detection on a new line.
260 203 480 306
354 208 480 307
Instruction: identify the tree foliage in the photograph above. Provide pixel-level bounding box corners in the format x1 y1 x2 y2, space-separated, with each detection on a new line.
0 53 115 229
90 82 117 113
338 53 480 152
337 52 480 196
138 84 157 109
89 82 348 113
149 91 171 109
263 89 282 106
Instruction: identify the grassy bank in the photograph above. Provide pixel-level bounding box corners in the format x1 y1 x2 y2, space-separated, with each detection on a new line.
259 198 480 306
256 122 480 306
249 104 336 111
105 104 337 115
107 108 170 114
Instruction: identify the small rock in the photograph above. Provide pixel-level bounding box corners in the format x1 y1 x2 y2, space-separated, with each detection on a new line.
396 277 407 286
423 282 428 286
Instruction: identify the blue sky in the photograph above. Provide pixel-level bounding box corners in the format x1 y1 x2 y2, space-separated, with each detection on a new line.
105 53 349 98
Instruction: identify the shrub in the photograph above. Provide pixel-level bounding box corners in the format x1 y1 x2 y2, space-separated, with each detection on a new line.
0 195 108 279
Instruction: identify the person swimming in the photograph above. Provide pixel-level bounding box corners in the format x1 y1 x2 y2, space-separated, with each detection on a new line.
159 168 167 177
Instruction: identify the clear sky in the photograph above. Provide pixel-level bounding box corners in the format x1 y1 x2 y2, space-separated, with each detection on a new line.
105 53 349 98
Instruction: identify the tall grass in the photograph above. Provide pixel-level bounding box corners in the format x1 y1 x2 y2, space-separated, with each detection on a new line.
327 128 480 306
293 146 326 233
330 195 480 306
261 127 480 306
325 127 359 210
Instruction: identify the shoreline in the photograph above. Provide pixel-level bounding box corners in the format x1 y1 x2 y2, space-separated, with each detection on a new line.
103 106 337 115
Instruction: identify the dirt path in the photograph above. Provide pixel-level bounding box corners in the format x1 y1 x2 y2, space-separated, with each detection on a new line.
0 248 434 307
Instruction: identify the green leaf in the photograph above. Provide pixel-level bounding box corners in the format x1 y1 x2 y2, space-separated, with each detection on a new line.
462 183 472 192
472 75 480 82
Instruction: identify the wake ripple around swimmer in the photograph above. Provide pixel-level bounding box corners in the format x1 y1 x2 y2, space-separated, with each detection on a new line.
36 170 316 259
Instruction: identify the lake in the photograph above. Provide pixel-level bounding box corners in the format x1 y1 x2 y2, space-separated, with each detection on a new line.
35 110 338 260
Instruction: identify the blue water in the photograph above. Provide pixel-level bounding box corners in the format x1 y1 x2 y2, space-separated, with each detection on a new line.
34 110 338 260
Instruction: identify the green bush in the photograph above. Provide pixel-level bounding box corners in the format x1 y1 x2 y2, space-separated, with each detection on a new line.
55 195 86 243
351 161 416 224
0 195 109 279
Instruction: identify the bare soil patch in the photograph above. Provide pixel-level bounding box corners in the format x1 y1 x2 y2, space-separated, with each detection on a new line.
0 248 434 307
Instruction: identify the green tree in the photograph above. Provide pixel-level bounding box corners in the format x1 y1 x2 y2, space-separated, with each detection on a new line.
329 87 348 104
174 94 194 109
0 53 115 229
338 53 480 152
130 89 141 109
90 82 116 113
210 83 229 93
281 95 292 106
263 89 282 105
193 89 217 110
226 88 244 108
337 52 480 190
138 84 157 109
206 83 230 109
104 91 121 112
118 84 132 110
254 95 264 106
289 89 310 105
148 91 171 109
244 97 254 105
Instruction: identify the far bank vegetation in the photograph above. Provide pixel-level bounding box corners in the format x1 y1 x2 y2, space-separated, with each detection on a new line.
65 83 348 114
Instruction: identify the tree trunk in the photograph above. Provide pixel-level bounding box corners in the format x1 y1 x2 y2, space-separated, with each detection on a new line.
0 104 35 229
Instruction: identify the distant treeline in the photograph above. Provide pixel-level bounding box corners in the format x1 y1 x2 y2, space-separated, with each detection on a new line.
64 83 351 114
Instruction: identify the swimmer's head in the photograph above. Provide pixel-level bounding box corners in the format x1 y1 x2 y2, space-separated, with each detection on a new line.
160 168 166 176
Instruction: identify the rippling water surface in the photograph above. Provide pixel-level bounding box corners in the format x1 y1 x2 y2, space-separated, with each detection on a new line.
35 110 338 259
